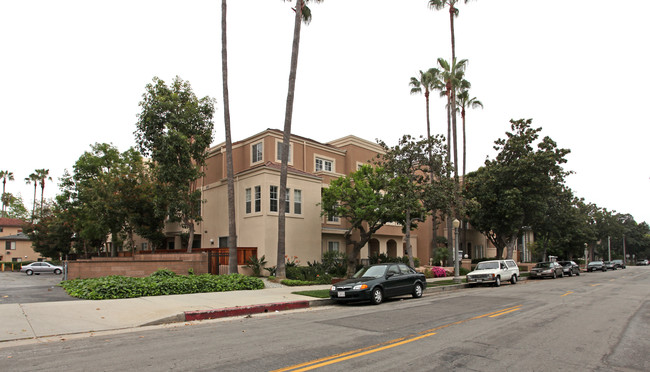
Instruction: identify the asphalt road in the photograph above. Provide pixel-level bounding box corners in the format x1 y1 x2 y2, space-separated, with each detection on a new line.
0 267 648 371
0 271 78 304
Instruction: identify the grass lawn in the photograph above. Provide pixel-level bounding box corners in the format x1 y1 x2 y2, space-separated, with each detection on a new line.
292 289 330 298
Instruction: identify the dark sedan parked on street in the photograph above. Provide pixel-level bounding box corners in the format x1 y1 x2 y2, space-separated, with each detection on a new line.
529 261 564 279
587 261 607 272
558 261 581 276
330 263 426 305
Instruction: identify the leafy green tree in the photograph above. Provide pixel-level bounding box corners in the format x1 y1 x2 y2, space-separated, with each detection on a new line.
277 0 323 278
376 135 453 267
0 170 14 217
321 165 403 276
221 0 238 274
0 192 29 220
23 202 73 260
135 76 215 253
464 119 571 259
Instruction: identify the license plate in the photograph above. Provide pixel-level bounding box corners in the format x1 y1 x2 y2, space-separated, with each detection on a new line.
338 291 345 298
477 279 483 282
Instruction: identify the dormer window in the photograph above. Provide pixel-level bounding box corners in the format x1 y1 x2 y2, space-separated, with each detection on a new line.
252 142 263 163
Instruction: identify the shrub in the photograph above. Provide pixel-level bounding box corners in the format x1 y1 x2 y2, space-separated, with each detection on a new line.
149 268 177 278
429 266 447 278
244 255 267 277
59 273 264 300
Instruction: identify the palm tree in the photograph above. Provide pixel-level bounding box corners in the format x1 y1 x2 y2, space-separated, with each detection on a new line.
221 0 238 274
410 69 443 260
0 170 14 217
25 172 39 222
437 57 467 181
35 168 52 218
409 68 441 140
456 88 483 179
277 0 322 279
428 0 473 66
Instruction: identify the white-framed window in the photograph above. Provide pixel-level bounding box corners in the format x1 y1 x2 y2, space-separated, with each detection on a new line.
245 188 252 214
294 189 302 215
270 185 278 212
254 186 261 212
141 242 148 251
328 241 339 252
315 157 333 172
276 141 293 163
327 214 340 223
252 142 263 163
5 241 16 250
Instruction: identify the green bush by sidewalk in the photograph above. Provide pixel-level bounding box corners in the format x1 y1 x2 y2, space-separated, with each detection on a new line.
60 269 264 300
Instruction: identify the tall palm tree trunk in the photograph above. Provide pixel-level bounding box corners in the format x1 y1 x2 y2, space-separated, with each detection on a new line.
277 0 303 279
222 0 239 274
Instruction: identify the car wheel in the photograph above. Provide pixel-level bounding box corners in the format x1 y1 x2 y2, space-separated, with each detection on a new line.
494 276 501 287
370 287 383 305
26 269 33 276
510 275 517 285
559 271 564 278
553 271 557 279
567 270 573 277
54 269 62 275
412 283 423 298
602 267 606 272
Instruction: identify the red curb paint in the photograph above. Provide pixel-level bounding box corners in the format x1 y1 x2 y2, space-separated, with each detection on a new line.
184 301 310 321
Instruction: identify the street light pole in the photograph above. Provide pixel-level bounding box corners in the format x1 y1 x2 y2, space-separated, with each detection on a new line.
453 219 460 284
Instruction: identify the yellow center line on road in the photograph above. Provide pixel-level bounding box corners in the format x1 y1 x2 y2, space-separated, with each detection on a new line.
590 284 601 287
489 308 522 317
271 305 523 372
561 291 574 297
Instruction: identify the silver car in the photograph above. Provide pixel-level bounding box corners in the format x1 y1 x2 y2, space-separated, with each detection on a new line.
20 262 63 275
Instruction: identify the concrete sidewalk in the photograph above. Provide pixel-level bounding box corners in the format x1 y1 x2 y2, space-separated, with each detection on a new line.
0 277 464 343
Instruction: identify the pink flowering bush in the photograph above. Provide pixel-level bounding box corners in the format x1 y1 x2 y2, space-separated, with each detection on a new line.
430 266 447 278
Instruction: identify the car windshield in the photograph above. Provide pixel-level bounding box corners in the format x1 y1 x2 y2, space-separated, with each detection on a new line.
353 265 387 279
588 261 600 265
476 262 499 270
535 262 551 268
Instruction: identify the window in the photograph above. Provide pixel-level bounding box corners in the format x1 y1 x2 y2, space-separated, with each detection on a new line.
252 142 263 163
270 186 278 212
245 188 252 214
328 241 339 252
141 242 148 251
315 157 333 172
219 236 229 248
5 241 16 250
294 189 302 215
254 186 261 212
276 141 293 162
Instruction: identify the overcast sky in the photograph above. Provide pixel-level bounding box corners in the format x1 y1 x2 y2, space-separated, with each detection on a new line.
2 0 649 223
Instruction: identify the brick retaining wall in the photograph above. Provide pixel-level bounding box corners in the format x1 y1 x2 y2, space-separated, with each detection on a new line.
67 253 210 279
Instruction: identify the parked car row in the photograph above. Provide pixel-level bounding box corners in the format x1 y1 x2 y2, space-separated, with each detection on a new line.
637 259 649 266
329 256 636 305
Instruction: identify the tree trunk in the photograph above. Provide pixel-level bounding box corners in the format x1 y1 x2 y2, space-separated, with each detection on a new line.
277 0 303 279
31 184 37 222
506 232 517 259
405 209 414 267
186 219 195 253
222 0 238 275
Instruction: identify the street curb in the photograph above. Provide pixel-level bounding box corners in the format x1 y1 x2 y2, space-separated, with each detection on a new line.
184 300 311 321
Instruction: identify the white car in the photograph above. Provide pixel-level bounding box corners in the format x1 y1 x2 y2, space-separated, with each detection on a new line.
20 262 63 275
466 259 520 287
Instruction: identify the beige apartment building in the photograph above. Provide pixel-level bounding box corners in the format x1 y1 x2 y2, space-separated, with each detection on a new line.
0 218 45 263
158 129 518 268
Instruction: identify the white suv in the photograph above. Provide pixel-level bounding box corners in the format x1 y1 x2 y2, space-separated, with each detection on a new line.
466 259 519 287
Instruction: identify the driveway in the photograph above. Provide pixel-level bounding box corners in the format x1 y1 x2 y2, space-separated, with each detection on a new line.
0 271 79 304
